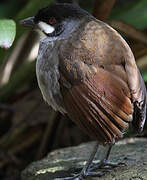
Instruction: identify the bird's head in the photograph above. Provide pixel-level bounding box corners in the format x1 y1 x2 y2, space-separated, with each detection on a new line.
20 3 90 38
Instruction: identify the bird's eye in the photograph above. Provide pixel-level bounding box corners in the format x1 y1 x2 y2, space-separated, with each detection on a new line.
49 17 56 25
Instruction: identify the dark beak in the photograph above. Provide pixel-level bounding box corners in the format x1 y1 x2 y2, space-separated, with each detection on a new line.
20 17 35 28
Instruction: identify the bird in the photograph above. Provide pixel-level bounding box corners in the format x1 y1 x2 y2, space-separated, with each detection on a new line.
20 2 147 179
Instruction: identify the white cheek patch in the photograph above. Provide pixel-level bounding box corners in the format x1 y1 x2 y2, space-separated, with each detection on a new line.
38 21 55 34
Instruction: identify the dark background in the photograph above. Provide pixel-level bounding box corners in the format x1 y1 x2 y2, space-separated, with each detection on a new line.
0 0 147 179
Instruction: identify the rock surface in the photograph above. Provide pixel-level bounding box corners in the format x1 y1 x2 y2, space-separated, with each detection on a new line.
21 138 147 180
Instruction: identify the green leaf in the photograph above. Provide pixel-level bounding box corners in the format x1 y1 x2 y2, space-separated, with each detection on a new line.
0 19 16 49
0 0 52 64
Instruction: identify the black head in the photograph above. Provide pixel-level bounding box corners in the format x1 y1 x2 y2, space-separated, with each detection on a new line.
20 3 89 37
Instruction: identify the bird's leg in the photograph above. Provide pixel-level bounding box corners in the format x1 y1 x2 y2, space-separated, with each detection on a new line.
90 145 126 171
55 142 105 180
72 142 102 179
97 145 119 168
81 142 99 175
55 143 125 180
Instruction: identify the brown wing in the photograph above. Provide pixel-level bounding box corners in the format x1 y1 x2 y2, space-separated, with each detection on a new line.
59 20 146 144
60 67 133 145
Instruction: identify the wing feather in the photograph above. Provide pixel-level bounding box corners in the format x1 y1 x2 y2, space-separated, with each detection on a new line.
62 68 133 144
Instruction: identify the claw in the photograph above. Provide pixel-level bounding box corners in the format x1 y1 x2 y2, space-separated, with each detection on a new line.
89 160 126 171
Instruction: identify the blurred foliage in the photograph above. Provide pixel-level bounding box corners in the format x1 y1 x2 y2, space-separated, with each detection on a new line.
142 71 147 82
111 0 147 29
0 19 16 49
0 0 27 18
0 0 147 179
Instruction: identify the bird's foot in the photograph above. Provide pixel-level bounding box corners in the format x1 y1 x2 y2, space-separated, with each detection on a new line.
54 168 108 180
54 161 126 179
90 160 126 171
54 171 106 180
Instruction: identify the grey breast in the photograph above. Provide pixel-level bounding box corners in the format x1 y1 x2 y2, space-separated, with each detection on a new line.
36 37 66 114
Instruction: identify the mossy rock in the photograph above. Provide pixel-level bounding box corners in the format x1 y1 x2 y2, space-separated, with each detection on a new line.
21 138 147 180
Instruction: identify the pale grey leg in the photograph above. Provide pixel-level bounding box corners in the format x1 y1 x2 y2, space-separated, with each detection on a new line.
90 145 126 171
55 142 100 180
55 144 125 180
